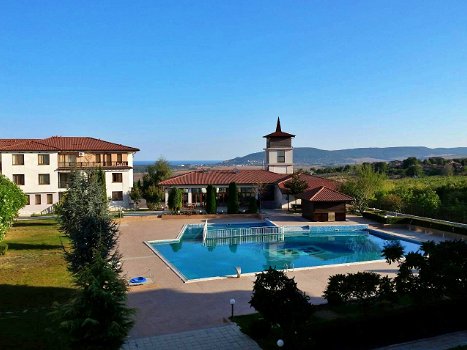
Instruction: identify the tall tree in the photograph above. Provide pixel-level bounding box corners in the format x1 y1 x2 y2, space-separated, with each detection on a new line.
227 182 239 214
0 175 27 241
54 170 134 348
142 158 172 209
205 185 217 214
284 173 308 211
168 187 182 212
341 164 386 214
57 170 119 273
53 250 134 350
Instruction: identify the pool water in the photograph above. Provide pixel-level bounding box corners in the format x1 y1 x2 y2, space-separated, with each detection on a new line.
149 225 420 281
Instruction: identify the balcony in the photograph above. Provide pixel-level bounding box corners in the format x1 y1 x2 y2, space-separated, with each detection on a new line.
58 161 129 169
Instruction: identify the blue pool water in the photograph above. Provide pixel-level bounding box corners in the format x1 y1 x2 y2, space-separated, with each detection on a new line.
149 224 420 281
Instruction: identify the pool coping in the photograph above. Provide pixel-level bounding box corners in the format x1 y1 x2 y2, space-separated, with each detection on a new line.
144 224 424 284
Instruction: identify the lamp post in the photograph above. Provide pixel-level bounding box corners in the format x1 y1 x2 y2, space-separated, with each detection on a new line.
229 298 236 319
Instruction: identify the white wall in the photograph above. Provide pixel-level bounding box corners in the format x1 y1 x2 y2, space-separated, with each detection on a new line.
1 152 59 215
1 151 137 215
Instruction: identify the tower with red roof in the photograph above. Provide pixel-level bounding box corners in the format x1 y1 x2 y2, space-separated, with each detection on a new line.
263 117 295 174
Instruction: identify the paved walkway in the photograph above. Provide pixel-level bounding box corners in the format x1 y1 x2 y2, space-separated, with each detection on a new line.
122 324 260 350
376 330 467 350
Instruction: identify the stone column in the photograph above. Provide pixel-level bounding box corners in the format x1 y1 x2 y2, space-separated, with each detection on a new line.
187 188 192 204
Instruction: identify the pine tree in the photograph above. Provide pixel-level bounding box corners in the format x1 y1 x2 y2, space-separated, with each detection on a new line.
53 251 134 350
57 170 119 273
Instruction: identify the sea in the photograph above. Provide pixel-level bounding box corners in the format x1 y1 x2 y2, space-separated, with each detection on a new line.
134 160 222 167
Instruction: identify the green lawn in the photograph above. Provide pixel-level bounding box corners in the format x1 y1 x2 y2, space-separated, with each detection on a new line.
0 219 75 349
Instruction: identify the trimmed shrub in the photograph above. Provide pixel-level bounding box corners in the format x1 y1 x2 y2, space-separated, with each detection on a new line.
0 242 8 255
323 272 384 305
227 182 239 214
168 187 182 212
205 185 217 214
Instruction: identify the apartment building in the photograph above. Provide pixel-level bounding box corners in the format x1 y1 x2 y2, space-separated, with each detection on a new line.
0 136 139 216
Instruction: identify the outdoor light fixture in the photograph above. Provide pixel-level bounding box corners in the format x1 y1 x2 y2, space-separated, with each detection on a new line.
277 339 284 347
229 298 236 318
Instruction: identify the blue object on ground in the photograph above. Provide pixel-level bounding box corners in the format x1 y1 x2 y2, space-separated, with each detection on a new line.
129 276 147 284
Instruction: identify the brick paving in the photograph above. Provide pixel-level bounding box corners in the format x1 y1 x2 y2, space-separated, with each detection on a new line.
122 324 260 350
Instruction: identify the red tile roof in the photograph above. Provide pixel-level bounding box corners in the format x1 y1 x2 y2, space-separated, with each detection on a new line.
159 170 287 186
297 186 353 202
0 137 139 152
263 117 295 138
277 173 340 192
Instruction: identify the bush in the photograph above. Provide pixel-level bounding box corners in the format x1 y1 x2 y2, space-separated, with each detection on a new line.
250 267 313 331
0 175 28 241
0 242 8 255
323 272 384 305
381 240 404 264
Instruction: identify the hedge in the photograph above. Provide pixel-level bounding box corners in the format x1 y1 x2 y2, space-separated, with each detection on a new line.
362 211 467 235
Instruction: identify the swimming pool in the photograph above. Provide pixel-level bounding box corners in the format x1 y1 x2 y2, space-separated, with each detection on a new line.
148 223 420 281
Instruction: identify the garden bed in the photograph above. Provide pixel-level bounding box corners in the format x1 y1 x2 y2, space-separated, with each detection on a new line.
235 298 467 350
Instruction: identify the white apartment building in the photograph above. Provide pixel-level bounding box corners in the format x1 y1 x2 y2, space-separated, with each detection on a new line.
0 136 139 216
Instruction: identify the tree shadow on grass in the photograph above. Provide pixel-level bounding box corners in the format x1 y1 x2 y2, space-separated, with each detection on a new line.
0 284 76 311
13 221 57 227
6 243 64 251
0 285 75 350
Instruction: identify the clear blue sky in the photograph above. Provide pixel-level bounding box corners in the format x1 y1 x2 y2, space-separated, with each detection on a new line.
1 1 466 161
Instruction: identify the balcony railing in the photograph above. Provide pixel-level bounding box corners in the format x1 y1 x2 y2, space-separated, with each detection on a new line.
58 161 129 168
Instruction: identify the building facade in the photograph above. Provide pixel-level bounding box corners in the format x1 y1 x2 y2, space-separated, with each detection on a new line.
264 117 294 174
160 118 354 220
0 137 139 215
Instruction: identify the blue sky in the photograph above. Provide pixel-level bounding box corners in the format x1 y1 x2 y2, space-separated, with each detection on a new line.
1 1 466 160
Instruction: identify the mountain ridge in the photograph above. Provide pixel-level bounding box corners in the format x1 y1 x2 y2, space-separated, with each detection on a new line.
221 146 467 166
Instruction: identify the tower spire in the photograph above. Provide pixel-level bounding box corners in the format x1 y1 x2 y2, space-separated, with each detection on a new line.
276 116 282 132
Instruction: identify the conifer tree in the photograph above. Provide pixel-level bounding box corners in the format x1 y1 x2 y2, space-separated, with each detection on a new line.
227 182 239 214
205 185 217 214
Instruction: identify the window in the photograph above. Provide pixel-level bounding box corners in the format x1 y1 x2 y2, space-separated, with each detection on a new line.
38 154 50 165
277 150 285 163
112 173 123 183
117 154 122 163
26 195 30 205
96 154 102 163
47 194 53 204
13 174 25 185
35 194 41 205
38 174 50 185
12 154 24 165
59 192 65 202
112 191 123 201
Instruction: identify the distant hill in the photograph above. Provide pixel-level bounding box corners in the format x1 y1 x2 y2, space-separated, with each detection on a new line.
221 147 467 166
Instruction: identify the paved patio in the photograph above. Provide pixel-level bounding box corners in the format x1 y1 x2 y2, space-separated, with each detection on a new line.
118 212 455 340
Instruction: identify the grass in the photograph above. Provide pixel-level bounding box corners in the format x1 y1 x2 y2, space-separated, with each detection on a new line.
0 219 75 349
